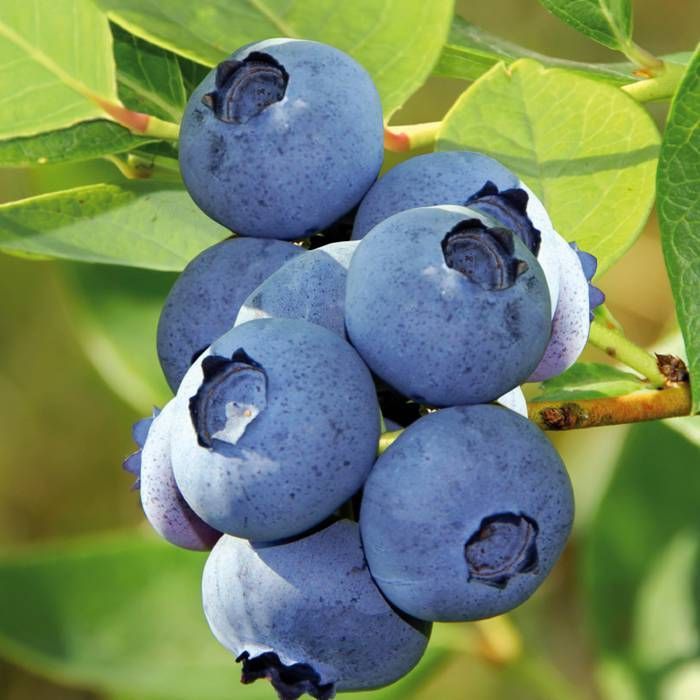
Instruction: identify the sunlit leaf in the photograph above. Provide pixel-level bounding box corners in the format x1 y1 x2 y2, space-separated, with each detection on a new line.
0 181 227 270
0 0 118 138
531 363 647 402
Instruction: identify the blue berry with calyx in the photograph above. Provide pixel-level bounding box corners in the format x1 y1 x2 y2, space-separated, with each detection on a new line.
360 404 574 621
170 318 380 542
202 520 430 700
345 205 551 406
157 237 303 392
179 39 383 240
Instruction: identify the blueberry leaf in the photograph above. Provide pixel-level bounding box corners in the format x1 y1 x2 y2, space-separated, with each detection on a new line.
112 24 187 122
437 58 660 274
434 16 682 84
0 533 273 700
537 0 632 52
530 362 648 402
0 0 119 139
94 0 454 117
0 181 227 270
657 46 700 415
584 422 700 698
0 120 155 168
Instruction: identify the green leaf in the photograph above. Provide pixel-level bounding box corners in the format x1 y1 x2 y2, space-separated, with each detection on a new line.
531 362 647 402
538 0 632 52
584 422 700 699
657 46 700 415
0 0 119 139
61 263 174 412
0 120 155 168
178 55 209 96
437 58 660 273
0 533 271 700
95 0 455 117
435 16 635 84
0 181 227 270
112 24 186 122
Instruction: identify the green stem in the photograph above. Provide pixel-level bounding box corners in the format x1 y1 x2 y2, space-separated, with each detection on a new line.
384 121 441 152
622 60 686 102
623 41 664 73
378 430 402 455
588 320 666 387
103 154 182 183
143 115 180 140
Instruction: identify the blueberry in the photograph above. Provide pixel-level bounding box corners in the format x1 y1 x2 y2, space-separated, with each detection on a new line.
351 151 561 310
527 236 603 381
360 405 574 621
345 205 551 406
179 39 384 240
170 318 380 542
157 237 303 391
202 520 430 699
123 402 220 551
235 241 358 337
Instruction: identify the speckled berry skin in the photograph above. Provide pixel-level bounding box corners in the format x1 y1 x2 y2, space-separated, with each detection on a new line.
351 151 561 310
179 39 383 240
171 318 380 542
138 400 220 551
203 520 430 698
235 241 358 337
345 205 551 406
157 237 303 392
360 405 574 621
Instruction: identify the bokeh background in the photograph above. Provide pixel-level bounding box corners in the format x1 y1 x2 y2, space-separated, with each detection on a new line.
1 1 699 698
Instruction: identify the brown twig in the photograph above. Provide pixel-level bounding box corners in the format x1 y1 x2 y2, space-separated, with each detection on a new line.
527 384 692 430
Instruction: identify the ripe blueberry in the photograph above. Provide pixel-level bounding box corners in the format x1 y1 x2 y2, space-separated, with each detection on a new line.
360 405 574 621
179 39 383 240
171 318 380 542
202 520 430 699
345 206 551 406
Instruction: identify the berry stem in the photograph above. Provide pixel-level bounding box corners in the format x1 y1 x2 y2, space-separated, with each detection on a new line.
384 121 441 152
622 41 664 74
588 320 666 387
621 59 686 102
103 154 182 182
527 383 691 430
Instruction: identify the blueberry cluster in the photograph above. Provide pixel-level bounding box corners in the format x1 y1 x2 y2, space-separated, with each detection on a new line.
124 38 603 700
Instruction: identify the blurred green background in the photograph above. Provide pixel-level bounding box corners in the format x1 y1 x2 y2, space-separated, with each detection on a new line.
1 1 699 699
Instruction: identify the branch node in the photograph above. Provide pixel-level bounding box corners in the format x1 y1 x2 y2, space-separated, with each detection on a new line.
655 353 689 384
539 404 587 430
